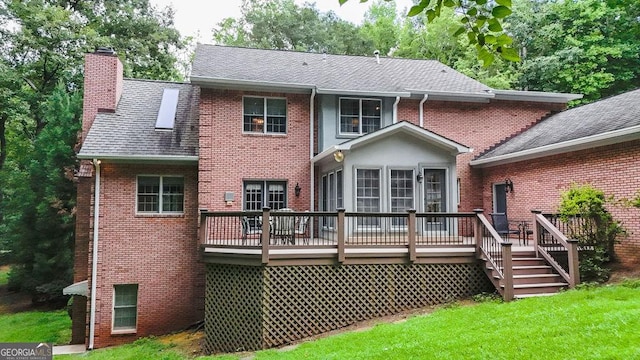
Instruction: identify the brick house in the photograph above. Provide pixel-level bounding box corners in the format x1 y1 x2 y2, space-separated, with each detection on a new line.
70 45 640 350
471 89 640 265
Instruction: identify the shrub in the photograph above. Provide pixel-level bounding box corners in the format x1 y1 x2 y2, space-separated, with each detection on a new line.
558 184 626 283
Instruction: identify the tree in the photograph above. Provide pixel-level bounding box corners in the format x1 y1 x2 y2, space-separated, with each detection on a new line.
0 0 185 298
341 0 520 65
360 0 400 56
509 0 640 103
213 0 373 55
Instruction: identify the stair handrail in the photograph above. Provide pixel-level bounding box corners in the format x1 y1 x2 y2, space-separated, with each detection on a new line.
474 209 514 301
532 210 580 287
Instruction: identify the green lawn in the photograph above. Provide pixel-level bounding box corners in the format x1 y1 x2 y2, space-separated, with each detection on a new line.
59 279 640 359
0 310 70 344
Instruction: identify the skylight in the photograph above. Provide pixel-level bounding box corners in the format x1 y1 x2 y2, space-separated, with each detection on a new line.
155 88 180 130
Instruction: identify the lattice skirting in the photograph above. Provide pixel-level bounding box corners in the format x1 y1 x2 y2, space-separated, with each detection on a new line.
204 263 492 354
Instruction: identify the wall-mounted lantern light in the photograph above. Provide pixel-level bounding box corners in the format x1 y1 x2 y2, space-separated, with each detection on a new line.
333 150 344 163
505 179 514 193
416 173 424 183
294 183 301 197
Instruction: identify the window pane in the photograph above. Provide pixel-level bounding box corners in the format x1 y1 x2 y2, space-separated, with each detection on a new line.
268 182 286 210
162 177 184 212
137 176 159 212
266 99 286 116
356 169 380 226
266 115 286 133
336 170 343 209
244 183 263 210
114 284 137 330
361 100 381 133
244 97 264 115
391 170 413 226
244 97 265 133
424 170 446 212
340 99 360 134
340 99 359 115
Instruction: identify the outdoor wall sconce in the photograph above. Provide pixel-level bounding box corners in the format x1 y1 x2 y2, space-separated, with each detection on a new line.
333 150 344 163
294 183 301 197
416 173 423 183
505 178 514 193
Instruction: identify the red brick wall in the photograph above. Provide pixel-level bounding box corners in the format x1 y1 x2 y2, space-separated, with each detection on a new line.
81 52 123 142
199 89 312 211
398 99 563 212
480 139 640 265
89 163 204 348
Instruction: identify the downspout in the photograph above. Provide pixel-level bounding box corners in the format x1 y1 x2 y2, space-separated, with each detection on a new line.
309 88 316 241
88 159 101 350
419 94 428 128
392 96 400 124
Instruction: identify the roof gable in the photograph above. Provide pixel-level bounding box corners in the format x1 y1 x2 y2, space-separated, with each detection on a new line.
313 121 471 163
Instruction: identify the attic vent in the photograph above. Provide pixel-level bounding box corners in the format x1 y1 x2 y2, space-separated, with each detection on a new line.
155 88 180 130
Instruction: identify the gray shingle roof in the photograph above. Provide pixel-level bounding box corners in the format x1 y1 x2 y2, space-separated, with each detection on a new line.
190 45 491 95
78 79 199 160
473 88 640 164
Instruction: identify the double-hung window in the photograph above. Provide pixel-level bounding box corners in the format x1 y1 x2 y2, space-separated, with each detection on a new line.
356 168 381 227
243 97 287 134
390 169 414 227
113 284 138 332
137 176 184 214
339 98 381 135
244 181 287 210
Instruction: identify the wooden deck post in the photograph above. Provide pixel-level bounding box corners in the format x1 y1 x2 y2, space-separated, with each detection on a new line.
473 209 484 258
199 210 208 246
261 207 271 264
502 242 514 301
567 238 580 287
337 209 345 263
408 209 416 263
531 210 542 258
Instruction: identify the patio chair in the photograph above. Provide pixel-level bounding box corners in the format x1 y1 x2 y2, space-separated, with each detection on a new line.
241 216 262 245
490 213 521 244
272 208 295 245
295 212 310 245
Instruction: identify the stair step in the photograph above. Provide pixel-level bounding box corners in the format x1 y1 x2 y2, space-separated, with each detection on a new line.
513 282 568 289
515 293 559 299
497 273 563 285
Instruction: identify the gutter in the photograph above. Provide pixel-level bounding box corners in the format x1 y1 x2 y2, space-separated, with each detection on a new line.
492 89 583 103
309 89 316 242
88 159 101 350
189 75 314 92
419 94 428 128
407 89 494 100
316 88 411 98
392 96 400 124
470 125 640 168
76 154 199 162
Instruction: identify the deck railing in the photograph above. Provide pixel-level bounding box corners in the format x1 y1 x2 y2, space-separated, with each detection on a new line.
200 208 479 264
474 209 513 301
532 210 580 287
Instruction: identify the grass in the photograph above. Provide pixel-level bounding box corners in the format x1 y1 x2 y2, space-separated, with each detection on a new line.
59 279 640 359
0 310 70 344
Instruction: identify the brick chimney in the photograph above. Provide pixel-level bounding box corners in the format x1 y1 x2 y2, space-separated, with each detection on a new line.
81 47 124 143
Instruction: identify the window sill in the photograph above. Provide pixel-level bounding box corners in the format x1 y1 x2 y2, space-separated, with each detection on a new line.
337 134 364 139
111 329 137 335
242 132 287 137
135 213 185 218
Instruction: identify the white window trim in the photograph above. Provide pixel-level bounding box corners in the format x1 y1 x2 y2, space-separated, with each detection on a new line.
135 175 185 215
320 168 343 230
242 96 287 135
112 284 138 334
338 97 382 136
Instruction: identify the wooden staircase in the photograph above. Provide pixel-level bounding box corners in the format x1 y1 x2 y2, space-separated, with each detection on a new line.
483 250 569 299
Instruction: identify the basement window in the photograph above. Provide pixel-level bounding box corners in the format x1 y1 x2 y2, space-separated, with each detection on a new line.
112 284 138 333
